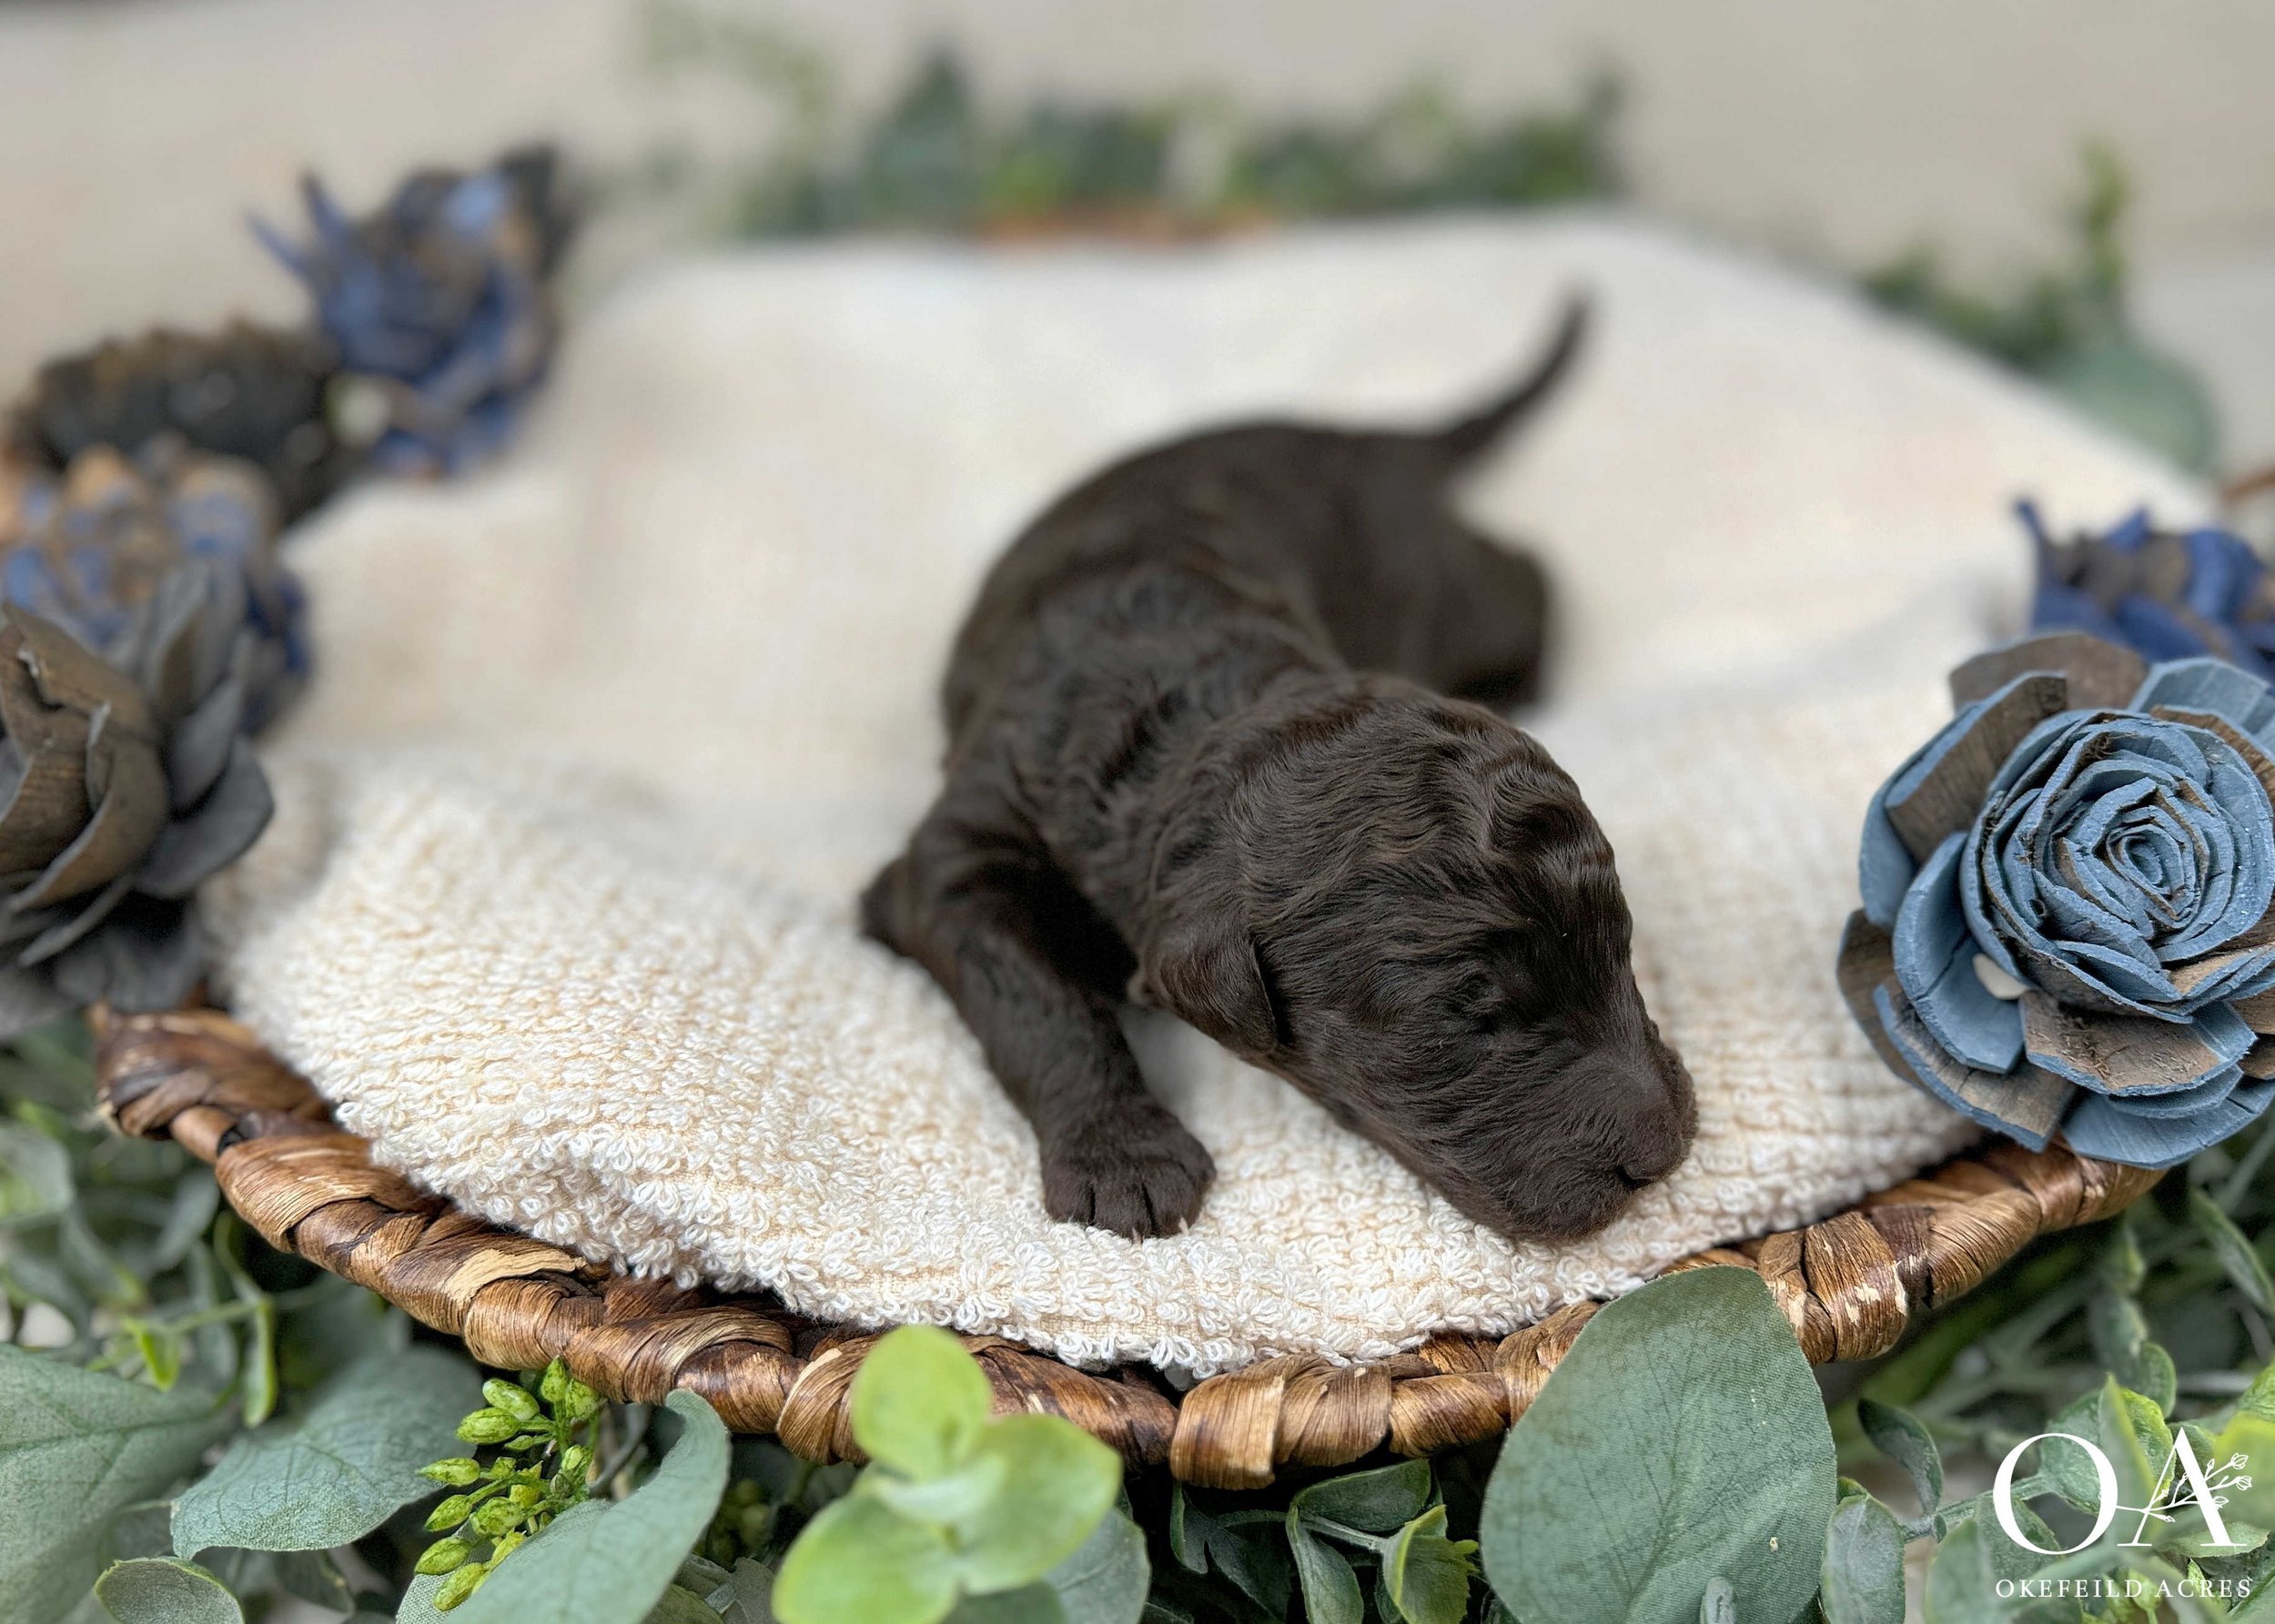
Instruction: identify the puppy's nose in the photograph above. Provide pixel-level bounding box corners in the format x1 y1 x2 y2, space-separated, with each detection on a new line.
1608 1050 1697 1186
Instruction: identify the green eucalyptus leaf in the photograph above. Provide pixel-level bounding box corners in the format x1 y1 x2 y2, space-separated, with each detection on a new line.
1381 1505 1474 1624
1921 1517 2000 1624
1292 1459 1433 1536
853 1326 993 1481
946 1588 1069 1624
714 1558 777 1624
1856 1399 1942 1515
0 1346 231 1623
1820 1494 1906 1624
451 1391 732 1624
645 1585 727 1624
1696 1577 1734 1624
1167 1485 1290 1615
2101 1377 2176 1520
2164 1518 2269 1560
2211 1414 2275 1533
1480 1267 1835 1624
0 1116 72 1225
1287 1515 1362 1624
145 1174 219 1274
93 1557 242 1624
1039 1508 1148 1624
2036 1394 2109 1515
394 1573 457 1623
2089 1294 2177 1417
102 1504 173 1563
2100 1216 2148 1295
2235 1362 2275 1429
274 1547 357 1613
172 1345 480 1555
937 1415 1121 1595
277 1281 407 1392
1921 1510 2081 1623
866 1452 1011 1527
774 1494 958 1624
2192 1189 2275 1316
949 1588 1067 1623
2039 334 2220 475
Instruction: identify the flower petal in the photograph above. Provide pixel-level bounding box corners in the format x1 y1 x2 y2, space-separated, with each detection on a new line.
1896 832 2024 1071
2063 1074 2275 1168
1950 630 2145 711
1875 984 2069 1150
136 741 272 900
14 872 133 966
2169 941 2275 1006
164 661 248 811
49 893 204 1012
8 742 168 911
2095 1064 2241 1118
1882 674 2069 865
2019 991 2254 1094
2134 657 2275 739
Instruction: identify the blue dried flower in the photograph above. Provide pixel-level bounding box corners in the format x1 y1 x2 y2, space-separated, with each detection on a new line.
2028 500 2275 681
256 146 571 477
1841 630 2275 1167
2 439 306 731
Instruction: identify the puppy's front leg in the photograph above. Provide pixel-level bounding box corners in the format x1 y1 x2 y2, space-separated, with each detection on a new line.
862 806 1215 1238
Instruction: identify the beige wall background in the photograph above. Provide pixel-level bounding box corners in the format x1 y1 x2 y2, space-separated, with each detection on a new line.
5 0 2275 461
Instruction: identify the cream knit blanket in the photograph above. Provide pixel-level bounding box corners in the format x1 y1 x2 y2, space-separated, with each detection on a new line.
203 215 2203 1376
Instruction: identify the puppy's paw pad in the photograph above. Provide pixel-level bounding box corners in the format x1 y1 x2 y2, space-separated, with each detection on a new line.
1042 1114 1215 1240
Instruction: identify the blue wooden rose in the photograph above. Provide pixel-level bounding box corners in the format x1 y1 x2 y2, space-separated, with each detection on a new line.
256 146 571 478
4 440 307 731
1841 630 2275 1166
2028 499 2275 683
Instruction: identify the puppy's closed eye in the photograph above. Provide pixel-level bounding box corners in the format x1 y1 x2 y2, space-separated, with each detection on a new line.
1447 966 1525 1033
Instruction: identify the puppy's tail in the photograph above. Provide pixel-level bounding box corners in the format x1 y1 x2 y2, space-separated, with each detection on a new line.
1416 293 1591 474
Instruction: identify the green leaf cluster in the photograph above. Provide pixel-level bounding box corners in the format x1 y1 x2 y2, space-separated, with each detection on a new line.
638 14 1619 238
1167 1459 1476 1624
1864 143 2219 472
772 1325 1142 1624
22 979 2275 1624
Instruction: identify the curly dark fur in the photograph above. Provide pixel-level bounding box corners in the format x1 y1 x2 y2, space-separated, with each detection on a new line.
864 300 1696 1241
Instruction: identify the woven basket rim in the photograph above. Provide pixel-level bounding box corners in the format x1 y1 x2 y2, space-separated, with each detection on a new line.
92 1004 2160 1489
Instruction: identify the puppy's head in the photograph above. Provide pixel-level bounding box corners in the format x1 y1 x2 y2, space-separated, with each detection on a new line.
1132 678 1695 1240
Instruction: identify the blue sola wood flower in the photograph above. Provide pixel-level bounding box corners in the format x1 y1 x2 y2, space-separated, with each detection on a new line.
1839 630 2275 1167
3 439 307 731
255 146 571 478
2027 499 2275 681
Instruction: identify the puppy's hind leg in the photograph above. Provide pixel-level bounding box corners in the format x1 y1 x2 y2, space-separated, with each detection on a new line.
863 802 1215 1239
1419 525 1552 708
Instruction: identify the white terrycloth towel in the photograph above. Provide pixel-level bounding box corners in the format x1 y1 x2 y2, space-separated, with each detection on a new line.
204 213 2205 1376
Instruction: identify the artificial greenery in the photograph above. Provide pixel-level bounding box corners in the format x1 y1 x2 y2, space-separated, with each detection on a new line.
1864 145 2220 475
636 4 1619 239
409 1359 605 1609
19 1012 2275 1620
626 13 2219 478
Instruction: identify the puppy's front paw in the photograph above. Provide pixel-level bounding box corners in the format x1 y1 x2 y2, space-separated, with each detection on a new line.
1041 1105 1215 1239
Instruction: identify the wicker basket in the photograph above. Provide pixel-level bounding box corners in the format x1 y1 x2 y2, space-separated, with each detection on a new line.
94 1004 2159 1489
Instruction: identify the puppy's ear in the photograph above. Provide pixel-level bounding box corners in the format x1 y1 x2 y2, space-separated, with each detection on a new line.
1131 910 1279 1058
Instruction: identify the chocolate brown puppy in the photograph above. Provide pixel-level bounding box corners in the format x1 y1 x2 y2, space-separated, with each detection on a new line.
863 300 1696 1241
